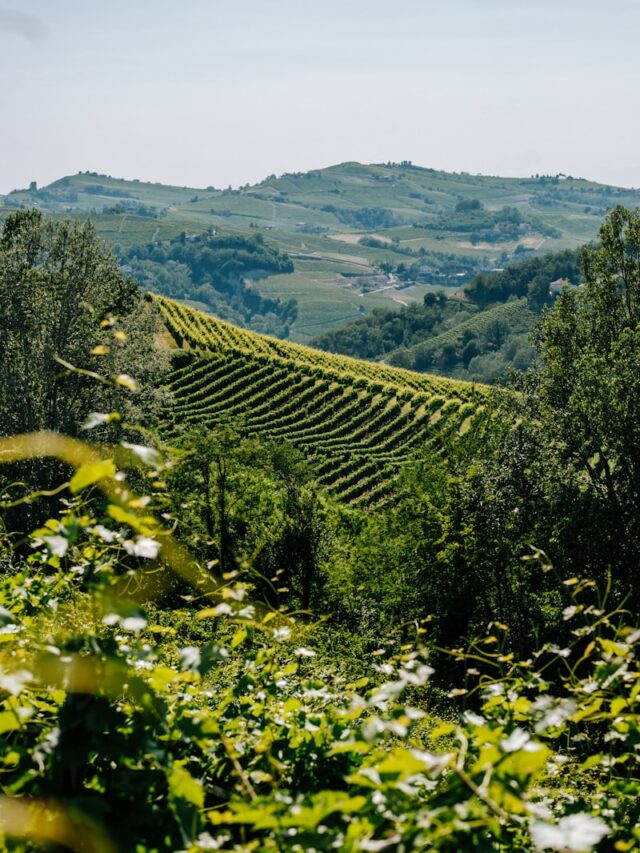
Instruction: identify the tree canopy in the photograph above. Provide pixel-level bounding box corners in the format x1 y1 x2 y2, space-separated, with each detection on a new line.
0 210 157 437
532 205 640 587
0 210 166 530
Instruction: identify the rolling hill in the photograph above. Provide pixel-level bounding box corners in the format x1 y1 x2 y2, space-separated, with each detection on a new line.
384 297 537 377
153 295 487 507
4 162 640 342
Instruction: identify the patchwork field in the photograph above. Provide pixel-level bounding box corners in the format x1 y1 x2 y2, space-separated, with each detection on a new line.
5 163 640 341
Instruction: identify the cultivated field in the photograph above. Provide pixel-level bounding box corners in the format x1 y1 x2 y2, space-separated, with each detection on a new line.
5 161 640 339
155 295 487 507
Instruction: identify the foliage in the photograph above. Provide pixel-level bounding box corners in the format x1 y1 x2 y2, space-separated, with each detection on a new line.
323 206 402 229
427 205 561 244
3 205 640 850
311 295 457 360
386 299 537 383
0 433 638 851
312 294 538 384
465 249 581 308
166 424 330 611
0 210 168 531
156 295 485 508
123 231 296 337
0 210 160 438
532 205 640 594
322 402 567 656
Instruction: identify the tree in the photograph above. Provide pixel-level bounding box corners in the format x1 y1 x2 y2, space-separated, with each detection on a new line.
346 206 640 652
533 205 640 589
0 210 154 436
483 317 508 350
257 445 328 611
461 339 480 368
170 426 330 607
0 210 166 528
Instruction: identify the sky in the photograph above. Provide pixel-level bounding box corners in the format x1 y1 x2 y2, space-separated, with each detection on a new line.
1 0 640 193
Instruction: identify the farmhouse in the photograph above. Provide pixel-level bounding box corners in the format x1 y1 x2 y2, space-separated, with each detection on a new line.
549 277 579 296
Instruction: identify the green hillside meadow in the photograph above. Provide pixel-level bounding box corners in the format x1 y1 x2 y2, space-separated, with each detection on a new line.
155 295 486 507
5 162 640 341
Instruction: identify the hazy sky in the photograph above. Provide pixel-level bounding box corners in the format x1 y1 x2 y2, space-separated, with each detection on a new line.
2 0 640 193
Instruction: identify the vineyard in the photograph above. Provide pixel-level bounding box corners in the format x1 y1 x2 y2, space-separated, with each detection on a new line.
154 295 487 506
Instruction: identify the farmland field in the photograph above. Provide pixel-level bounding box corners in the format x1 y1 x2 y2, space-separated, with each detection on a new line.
154 295 487 507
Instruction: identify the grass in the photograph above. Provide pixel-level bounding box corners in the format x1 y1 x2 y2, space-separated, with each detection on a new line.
256 264 434 341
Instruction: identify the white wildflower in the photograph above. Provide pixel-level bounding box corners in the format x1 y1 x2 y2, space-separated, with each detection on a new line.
273 626 291 641
531 813 609 852
124 536 160 559
294 647 316 657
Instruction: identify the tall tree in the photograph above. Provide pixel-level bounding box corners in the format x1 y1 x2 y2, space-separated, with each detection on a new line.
0 209 151 438
533 205 640 588
0 210 166 531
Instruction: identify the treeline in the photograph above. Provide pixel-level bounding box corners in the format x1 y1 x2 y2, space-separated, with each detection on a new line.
312 293 458 359
364 242 481 285
125 231 293 282
312 294 536 383
321 205 401 229
426 202 561 243
387 299 537 382
123 231 297 337
465 247 581 306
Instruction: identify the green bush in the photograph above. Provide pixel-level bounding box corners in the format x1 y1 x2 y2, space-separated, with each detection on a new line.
0 433 638 852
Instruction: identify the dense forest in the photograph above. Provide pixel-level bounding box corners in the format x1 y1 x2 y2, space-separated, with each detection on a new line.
1 206 640 850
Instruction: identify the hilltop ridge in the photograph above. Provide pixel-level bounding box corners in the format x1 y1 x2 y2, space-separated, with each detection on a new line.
4 161 640 342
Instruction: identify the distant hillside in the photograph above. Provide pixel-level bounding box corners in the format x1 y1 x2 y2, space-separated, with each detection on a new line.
386 298 538 383
314 297 537 385
312 248 584 383
153 295 487 508
3 162 639 342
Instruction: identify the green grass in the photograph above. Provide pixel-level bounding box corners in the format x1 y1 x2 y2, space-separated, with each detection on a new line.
154 295 487 507
3 171 205 212
256 264 434 341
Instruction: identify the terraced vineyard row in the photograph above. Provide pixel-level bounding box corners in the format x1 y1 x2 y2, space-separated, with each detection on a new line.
155 296 487 507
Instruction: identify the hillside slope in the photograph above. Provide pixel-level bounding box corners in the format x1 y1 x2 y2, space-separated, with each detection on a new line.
385 298 538 381
5 162 640 341
154 296 487 507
